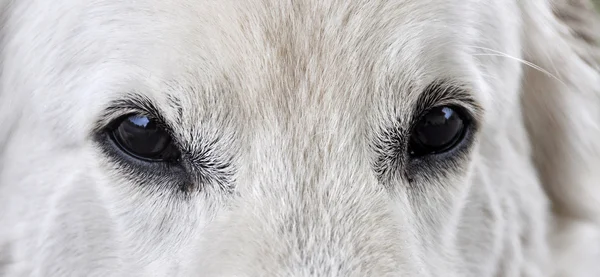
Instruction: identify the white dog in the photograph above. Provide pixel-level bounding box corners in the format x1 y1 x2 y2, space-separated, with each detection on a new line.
0 0 599 276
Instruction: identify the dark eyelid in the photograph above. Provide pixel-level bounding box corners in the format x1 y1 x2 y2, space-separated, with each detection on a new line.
411 81 483 129
93 94 170 134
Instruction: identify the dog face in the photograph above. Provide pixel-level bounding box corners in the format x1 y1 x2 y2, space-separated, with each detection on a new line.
1 0 599 276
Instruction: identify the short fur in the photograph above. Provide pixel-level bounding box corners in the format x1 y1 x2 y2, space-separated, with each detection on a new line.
0 0 599 276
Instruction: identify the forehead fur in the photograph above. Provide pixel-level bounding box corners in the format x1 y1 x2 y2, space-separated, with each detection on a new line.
3 0 500 145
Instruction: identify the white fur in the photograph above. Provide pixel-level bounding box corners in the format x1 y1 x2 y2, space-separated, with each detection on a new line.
0 0 599 276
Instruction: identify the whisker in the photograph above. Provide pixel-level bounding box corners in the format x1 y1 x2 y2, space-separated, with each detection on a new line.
470 46 566 86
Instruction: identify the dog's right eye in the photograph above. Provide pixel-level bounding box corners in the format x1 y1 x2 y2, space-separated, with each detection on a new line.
109 114 181 162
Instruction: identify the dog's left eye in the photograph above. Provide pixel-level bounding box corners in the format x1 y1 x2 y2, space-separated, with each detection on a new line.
409 106 468 157
109 114 181 162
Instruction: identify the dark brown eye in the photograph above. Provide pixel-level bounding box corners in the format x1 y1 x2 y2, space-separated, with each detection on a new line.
110 114 180 162
409 106 467 157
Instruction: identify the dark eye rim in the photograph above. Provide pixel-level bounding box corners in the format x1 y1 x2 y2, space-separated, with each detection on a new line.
408 104 473 158
94 129 187 182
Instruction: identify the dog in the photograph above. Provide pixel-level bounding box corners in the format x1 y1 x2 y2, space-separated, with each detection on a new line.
0 0 599 276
